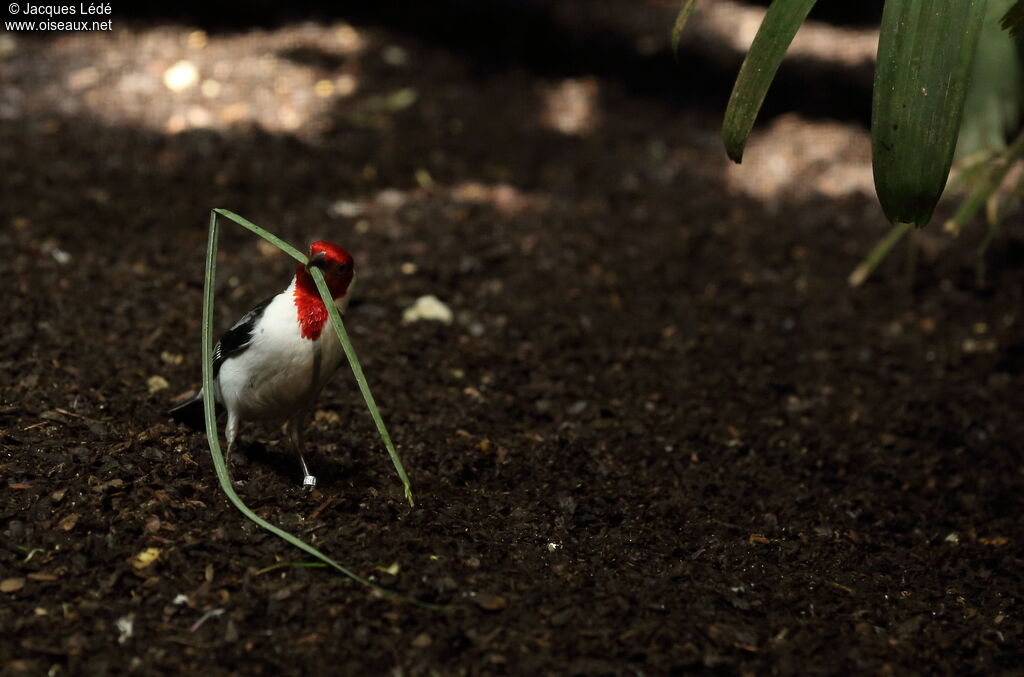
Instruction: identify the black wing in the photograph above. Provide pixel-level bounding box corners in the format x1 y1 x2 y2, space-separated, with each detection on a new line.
213 296 274 377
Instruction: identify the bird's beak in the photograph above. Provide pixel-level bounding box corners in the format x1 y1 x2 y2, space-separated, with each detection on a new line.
307 252 327 269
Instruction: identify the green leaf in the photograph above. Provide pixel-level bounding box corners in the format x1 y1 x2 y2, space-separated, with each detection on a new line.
957 0 1024 159
1000 0 1024 37
671 0 701 57
722 0 817 163
872 0 989 226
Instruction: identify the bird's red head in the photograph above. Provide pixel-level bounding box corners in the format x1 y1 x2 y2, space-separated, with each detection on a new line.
293 241 356 340
296 240 355 300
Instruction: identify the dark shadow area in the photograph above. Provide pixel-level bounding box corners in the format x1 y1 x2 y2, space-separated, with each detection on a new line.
233 438 361 489
123 0 874 127
749 0 886 26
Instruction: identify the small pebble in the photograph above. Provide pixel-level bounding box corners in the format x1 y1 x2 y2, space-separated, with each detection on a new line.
473 593 507 611
402 296 453 324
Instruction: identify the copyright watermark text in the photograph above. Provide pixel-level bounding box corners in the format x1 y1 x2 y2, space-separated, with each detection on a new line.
5 3 113 31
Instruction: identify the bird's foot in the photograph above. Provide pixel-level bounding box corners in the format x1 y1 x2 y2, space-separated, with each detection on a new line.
302 475 317 491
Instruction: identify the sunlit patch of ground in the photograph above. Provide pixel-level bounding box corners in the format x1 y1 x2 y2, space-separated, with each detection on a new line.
725 113 875 209
0 23 374 138
690 0 877 65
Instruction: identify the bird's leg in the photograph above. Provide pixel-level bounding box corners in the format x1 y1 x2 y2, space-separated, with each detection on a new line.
288 415 316 490
225 413 245 484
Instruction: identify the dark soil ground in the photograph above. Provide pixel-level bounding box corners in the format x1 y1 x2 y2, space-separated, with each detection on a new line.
2 3 1023 675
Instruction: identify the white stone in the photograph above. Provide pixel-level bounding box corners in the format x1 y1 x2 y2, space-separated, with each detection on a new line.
402 295 453 325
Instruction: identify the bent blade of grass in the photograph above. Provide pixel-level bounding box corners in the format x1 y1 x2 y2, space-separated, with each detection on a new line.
212 208 414 505
310 268 414 506
203 212 377 590
202 210 430 605
212 208 306 262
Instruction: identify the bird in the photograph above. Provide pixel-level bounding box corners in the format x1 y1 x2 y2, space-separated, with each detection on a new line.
170 240 356 489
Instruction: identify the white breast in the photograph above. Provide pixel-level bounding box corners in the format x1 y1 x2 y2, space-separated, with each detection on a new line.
215 280 348 422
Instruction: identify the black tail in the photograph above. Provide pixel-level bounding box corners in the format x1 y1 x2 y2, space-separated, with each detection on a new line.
169 391 220 431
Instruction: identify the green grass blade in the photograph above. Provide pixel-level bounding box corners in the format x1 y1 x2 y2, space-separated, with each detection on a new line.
848 222 914 287
871 0 988 226
963 129 1024 284
201 210 431 605
671 0 701 57
212 208 306 262
722 0 817 163
310 269 414 507
946 127 1024 232
202 211 382 590
255 561 328 576
211 208 413 505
